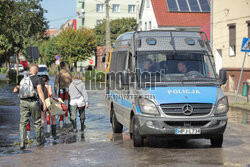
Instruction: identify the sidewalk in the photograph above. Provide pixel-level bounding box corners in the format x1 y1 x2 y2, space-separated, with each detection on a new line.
224 91 250 111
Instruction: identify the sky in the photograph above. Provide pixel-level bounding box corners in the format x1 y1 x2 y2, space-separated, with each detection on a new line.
41 0 76 29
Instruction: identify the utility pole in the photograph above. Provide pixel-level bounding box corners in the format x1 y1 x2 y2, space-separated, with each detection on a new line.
105 0 111 95
105 0 111 64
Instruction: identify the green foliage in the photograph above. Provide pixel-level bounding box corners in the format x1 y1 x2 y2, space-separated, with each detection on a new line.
44 37 58 66
84 69 105 82
48 65 58 76
56 28 97 65
0 67 7 73
94 18 137 46
0 0 48 65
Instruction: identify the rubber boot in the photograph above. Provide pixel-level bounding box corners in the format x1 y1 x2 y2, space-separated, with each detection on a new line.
72 120 77 133
20 129 26 150
51 125 57 140
81 122 85 132
37 127 46 146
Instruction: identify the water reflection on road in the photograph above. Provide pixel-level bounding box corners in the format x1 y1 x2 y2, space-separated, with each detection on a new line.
0 76 250 166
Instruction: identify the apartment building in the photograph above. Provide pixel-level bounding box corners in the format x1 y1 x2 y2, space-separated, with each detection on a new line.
212 0 250 92
76 0 141 29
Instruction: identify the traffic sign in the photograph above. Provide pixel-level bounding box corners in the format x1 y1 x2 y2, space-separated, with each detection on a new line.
89 59 94 64
55 59 60 65
55 55 60 60
241 38 250 52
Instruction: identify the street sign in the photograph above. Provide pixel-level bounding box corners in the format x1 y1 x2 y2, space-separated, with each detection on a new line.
241 38 250 52
89 59 94 64
55 55 60 60
55 59 60 65
27 47 39 59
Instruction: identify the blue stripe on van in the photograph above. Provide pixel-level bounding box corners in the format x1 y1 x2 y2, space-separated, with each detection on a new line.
110 91 132 109
136 105 142 114
146 87 217 105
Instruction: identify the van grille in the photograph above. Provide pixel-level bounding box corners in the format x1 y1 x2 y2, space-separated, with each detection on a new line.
160 103 213 116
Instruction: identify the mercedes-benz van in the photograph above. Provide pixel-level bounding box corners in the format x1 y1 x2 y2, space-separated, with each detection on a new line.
106 31 228 147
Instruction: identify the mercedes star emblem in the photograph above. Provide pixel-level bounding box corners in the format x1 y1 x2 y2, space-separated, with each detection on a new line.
182 104 193 116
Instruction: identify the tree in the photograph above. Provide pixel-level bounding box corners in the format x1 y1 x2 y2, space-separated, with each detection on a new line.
94 18 137 46
43 37 58 66
0 0 48 68
56 28 97 67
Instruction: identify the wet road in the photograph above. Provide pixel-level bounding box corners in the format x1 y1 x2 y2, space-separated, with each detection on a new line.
0 75 250 166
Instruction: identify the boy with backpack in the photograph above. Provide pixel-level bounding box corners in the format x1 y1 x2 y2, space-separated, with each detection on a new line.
13 64 47 149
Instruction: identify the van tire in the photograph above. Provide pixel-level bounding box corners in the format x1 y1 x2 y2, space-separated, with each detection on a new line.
132 117 143 147
112 112 123 133
210 135 223 147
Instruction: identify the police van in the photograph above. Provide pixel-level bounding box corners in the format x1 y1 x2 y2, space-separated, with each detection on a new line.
107 31 228 147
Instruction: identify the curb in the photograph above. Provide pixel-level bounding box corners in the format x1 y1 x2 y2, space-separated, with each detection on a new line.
229 105 250 112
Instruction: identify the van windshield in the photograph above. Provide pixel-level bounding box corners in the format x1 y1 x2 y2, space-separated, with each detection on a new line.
136 52 217 82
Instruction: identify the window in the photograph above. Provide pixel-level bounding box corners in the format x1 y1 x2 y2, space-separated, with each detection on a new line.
128 5 136 13
82 2 85 9
82 18 85 26
96 19 103 25
96 4 104 12
149 21 152 30
112 4 120 13
228 25 236 56
167 0 210 12
146 0 150 8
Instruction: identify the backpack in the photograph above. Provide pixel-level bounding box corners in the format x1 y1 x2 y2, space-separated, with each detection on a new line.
19 76 37 99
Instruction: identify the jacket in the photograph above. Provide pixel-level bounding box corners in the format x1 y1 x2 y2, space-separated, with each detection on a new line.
69 79 88 104
54 67 72 91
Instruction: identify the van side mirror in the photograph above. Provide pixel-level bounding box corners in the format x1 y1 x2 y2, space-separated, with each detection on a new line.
219 69 227 85
121 70 129 85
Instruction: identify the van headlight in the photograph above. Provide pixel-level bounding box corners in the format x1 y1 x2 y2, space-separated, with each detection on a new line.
139 98 160 116
215 96 229 115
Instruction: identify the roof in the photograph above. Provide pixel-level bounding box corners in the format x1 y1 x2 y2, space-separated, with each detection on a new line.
151 0 210 27
199 21 210 40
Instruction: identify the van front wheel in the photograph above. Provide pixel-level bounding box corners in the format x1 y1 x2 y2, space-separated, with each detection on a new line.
112 112 123 133
132 117 144 147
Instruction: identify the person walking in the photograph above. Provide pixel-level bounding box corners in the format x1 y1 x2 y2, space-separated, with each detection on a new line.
41 75 57 140
69 72 88 132
54 61 72 100
13 64 47 149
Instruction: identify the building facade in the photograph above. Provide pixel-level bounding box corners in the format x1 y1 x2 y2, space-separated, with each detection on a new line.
76 0 141 29
212 0 250 93
139 0 210 32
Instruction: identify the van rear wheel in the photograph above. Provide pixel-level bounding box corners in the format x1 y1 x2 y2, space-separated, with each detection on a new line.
210 135 223 147
132 117 144 147
112 112 123 133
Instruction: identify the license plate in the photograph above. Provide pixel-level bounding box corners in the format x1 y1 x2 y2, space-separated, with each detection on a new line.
175 128 201 135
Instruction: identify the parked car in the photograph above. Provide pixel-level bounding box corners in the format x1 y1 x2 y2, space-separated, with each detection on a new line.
38 65 49 77
11 64 24 72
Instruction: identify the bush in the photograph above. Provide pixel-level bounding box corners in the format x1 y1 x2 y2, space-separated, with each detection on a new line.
84 69 105 82
0 67 7 74
48 66 58 76
7 69 17 83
